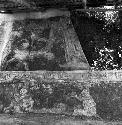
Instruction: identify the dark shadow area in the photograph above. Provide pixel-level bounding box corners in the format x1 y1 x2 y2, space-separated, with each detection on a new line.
71 10 122 70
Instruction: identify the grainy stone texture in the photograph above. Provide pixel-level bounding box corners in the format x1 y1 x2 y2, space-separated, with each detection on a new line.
0 10 122 124
90 81 122 121
0 75 96 116
0 15 89 71
0 71 121 121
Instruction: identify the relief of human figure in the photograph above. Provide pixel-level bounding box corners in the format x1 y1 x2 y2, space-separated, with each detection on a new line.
5 39 30 71
2 36 55 71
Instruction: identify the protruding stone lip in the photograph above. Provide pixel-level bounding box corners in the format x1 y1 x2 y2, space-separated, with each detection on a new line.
0 9 70 21
0 70 122 84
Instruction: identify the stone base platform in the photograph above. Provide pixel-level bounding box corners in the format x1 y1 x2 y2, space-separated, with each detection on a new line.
0 70 122 121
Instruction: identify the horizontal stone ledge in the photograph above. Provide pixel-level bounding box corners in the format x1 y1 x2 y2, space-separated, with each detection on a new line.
0 9 70 21
0 70 122 84
0 70 90 83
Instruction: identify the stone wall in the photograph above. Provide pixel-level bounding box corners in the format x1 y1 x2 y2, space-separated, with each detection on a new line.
0 70 122 121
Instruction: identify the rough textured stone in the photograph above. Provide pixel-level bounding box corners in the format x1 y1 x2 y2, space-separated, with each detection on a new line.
0 75 95 116
0 10 122 123
90 81 122 121
0 71 121 121
0 14 89 71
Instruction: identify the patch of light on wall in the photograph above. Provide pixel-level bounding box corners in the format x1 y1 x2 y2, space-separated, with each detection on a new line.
104 6 119 25
87 6 119 26
0 10 5 13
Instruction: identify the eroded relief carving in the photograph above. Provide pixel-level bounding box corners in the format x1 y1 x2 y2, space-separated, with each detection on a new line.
0 16 89 71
